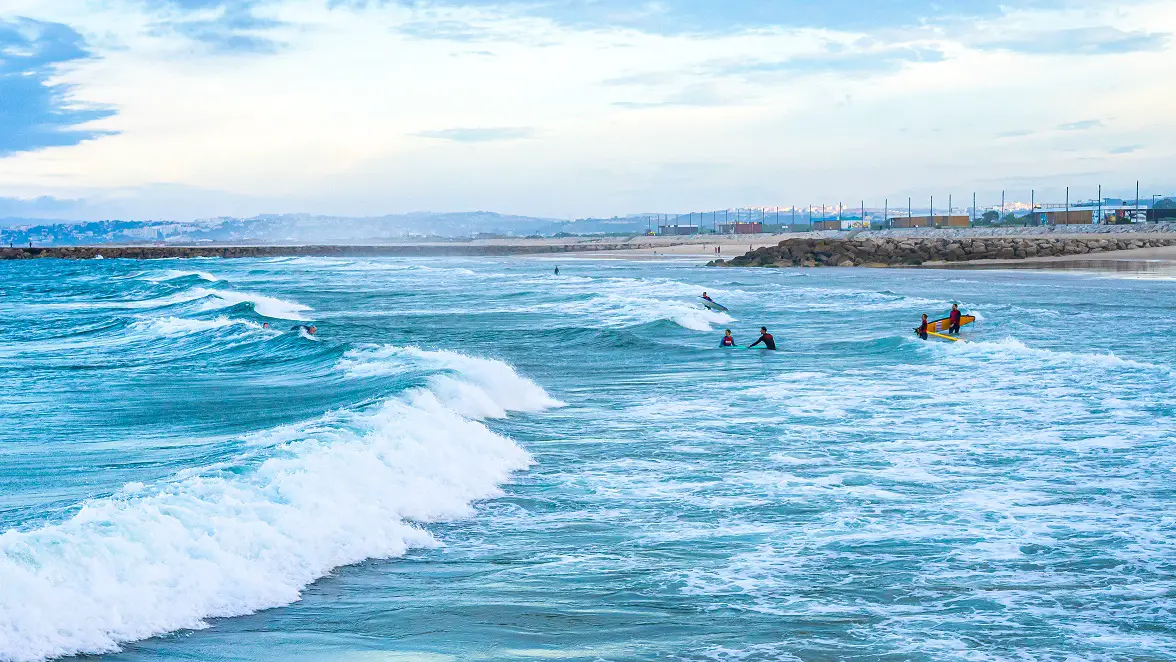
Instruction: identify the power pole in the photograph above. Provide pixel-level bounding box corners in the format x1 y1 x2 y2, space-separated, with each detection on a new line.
930 195 934 227
1031 189 1035 225
1065 186 1070 224
972 192 976 225
1098 185 1102 224
1001 190 1005 219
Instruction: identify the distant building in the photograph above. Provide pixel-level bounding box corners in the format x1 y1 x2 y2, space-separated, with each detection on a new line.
659 224 700 236
889 215 970 229
812 220 842 231
717 222 762 235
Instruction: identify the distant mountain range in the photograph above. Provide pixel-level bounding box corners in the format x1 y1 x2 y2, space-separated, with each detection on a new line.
0 212 657 246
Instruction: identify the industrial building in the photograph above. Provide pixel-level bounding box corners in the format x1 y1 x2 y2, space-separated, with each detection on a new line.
1031 210 1093 225
888 215 970 229
658 224 700 236
717 222 763 234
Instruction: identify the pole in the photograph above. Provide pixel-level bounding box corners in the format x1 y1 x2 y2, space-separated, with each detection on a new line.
861 200 865 227
1098 185 1102 224
1001 190 1005 220
1031 189 1035 225
1136 180 1140 216
884 198 888 228
972 192 976 225
930 195 934 228
1066 186 1070 225
908 197 912 219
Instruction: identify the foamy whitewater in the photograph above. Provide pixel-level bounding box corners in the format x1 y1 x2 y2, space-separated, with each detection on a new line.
1 257 1174 661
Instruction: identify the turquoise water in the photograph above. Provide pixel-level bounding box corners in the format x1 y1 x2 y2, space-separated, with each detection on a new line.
1 257 1174 661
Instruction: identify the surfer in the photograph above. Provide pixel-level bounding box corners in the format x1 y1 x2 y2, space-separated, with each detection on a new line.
555 266 560 275
916 314 929 340
291 324 317 335
749 327 776 350
948 304 962 335
720 330 736 347
702 292 715 303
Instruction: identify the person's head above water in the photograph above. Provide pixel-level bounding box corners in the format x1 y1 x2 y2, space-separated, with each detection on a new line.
308 325 317 334
724 329 732 336
760 327 768 333
922 314 928 321
952 303 959 310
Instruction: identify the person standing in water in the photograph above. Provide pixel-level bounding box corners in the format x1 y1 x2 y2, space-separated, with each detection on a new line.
720 330 736 347
916 314 929 340
749 327 776 350
702 291 715 303
948 303 962 335
555 266 560 275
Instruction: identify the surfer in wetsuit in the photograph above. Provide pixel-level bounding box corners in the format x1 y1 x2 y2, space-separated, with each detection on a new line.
916 314 929 340
555 266 560 275
749 327 776 350
948 304 962 335
720 329 736 347
291 324 317 335
702 292 714 302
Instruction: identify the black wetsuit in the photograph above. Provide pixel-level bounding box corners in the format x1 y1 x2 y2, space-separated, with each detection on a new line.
750 333 776 350
949 310 962 335
916 321 929 340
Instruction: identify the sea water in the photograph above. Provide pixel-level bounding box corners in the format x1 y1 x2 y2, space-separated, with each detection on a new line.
0 257 1173 661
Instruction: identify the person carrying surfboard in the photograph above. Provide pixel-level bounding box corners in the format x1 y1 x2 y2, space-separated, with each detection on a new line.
948 304 962 335
749 327 776 350
720 330 736 347
916 314 929 340
702 292 714 302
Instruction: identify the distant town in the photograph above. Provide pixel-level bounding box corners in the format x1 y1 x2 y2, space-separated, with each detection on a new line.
2 196 1174 247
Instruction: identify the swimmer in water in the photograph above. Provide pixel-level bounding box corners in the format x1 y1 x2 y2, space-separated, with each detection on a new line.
291 324 317 335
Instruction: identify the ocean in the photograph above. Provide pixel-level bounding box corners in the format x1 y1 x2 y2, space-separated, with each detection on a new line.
1 256 1173 661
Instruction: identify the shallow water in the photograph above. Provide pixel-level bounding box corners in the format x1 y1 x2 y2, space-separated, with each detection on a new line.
1 257 1174 661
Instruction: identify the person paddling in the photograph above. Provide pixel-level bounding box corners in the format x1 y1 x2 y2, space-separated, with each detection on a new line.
948 303 962 335
916 314 929 340
749 326 776 350
720 329 736 347
702 291 715 303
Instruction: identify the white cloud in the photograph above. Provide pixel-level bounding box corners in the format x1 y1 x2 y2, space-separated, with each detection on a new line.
0 0 1174 219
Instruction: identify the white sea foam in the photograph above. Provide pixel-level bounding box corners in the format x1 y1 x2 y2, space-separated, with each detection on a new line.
128 316 265 337
142 270 220 283
0 351 555 661
339 346 564 419
193 288 312 321
946 337 1170 372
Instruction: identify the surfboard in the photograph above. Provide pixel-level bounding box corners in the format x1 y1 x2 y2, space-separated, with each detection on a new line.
924 314 975 333
701 298 729 313
927 331 964 343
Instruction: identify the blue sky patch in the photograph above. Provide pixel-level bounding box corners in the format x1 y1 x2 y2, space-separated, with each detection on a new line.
0 18 116 157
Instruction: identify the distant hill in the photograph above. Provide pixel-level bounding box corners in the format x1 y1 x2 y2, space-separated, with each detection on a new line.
0 212 656 246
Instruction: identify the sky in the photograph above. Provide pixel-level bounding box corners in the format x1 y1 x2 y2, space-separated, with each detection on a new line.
1 0 1174 221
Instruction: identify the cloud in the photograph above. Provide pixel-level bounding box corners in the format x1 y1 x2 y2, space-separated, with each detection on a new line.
398 0 1068 34
1109 144 1142 154
414 127 537 142
612 84 730 109
145 0 283 53
719 45 946 78
972 27 1168 55
0 18 117 157
0 195 84 222
1057 119 1103 131
997 129 1035 138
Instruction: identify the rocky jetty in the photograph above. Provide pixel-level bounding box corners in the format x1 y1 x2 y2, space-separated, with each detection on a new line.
0 242 655 260
710 235 1176 268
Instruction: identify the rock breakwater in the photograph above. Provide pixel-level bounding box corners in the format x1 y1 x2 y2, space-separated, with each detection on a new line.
0 242 655 260
711 235 1176 268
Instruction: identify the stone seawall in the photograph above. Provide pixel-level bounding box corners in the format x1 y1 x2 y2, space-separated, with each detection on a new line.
710 235 1176 268
0 242 656 260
